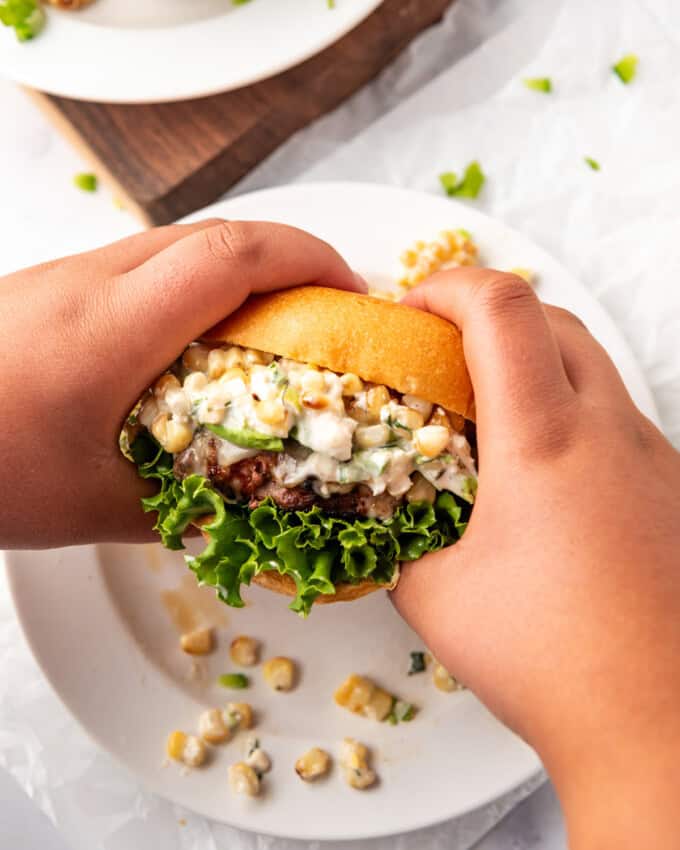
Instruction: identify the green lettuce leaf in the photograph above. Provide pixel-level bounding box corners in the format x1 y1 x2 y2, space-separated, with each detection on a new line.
132 432 470 617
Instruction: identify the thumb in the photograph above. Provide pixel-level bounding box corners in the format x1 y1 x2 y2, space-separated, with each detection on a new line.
105 220 363 392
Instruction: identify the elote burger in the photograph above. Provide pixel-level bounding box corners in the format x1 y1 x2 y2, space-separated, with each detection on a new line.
121 286 477 616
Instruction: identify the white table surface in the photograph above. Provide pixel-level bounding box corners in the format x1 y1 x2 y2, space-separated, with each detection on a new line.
2 0 679 847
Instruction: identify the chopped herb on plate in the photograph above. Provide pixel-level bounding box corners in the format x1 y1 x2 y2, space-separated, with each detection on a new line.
584 156 601 171
439 161 486 199
408 651 427 675
524 77 552 93
218 673 249 689
0 0 45 42
612 54 638 84
74 173 98 192
387 699 416 725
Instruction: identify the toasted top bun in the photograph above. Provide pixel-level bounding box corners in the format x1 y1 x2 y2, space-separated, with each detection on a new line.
203 286 474 419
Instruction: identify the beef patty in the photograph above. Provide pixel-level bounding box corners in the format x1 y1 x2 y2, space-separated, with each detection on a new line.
174 439 397 519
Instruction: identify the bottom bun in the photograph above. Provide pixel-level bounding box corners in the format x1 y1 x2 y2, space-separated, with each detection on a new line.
194 516 391 606
251 569 382 604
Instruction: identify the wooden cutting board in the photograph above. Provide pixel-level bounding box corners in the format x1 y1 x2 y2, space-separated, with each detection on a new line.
29 0 453 226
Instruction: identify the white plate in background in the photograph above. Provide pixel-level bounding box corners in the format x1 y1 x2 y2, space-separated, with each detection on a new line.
0 0 383 103
6 183 658 841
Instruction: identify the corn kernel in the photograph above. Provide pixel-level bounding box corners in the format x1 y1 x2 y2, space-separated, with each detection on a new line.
223 346 245 369
230 636 260 667
167 731 207 767
428 406 452 429
167 730 187 761
402 394 433 421
207 348 227 379
228 762 260 796
199 708 231 744
182 344 210 373
245 740 271 775
354 424 390 449
366 386 391 422
339 738 376 790
184 371 208 394
255 399 287 426
334 674 393 722
413 425 451 459
138 397 159 429
151 414 192 454
433 663 461 693
262 656 296 692
226 702 253 730
295 747 331 782
400 248 419 268
180 627 214 655
153 373 180 398
244 348 268 366
302 393 329 411
220 367 247 384
301 369 325 394
340 372 364 396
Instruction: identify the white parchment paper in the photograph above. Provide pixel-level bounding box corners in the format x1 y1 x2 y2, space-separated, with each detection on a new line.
3 0 679 848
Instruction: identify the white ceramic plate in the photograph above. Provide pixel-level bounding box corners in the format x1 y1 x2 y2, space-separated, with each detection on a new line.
0 0 383 103
7 183 659 841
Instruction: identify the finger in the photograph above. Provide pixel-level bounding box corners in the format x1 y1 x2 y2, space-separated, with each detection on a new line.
402 270 575 432
544 306 632 404
87 219 224 275
108 220 363 388
390 545 477 682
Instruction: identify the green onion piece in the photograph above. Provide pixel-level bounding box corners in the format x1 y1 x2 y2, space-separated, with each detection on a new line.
439 171 458 195
524 77 552 93
0 0 45 42
231 0 252 4
456 227 472 240
584 156 601 171
328 0 336 7
408 651 426 675
385 697 417 724
612 54 638 84
218 673 249 689
204 423 284 452
462 476 478 503
439 161 485 199
74 173 98 193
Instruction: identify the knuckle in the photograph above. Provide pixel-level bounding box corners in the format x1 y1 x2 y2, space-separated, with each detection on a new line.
475 273 537 321
546 305 588 332
204 221 262 266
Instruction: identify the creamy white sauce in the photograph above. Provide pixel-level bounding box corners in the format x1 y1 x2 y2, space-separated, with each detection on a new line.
160 351 478 504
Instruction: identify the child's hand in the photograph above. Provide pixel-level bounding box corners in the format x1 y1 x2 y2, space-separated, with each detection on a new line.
392 269 680 848
0 219 362 548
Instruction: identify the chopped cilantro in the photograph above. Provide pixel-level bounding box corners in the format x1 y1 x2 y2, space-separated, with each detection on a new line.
387 699 416 724
523 77 552 93
439 161 485 199
584 156 601 171
408 651 426 675
74 173 98 193
612 54 638 84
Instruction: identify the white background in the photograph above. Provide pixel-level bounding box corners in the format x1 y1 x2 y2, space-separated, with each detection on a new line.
2 0 680 848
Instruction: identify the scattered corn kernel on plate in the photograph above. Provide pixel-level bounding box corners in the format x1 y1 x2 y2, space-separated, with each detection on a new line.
6 183 659 841
0 0 383 103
